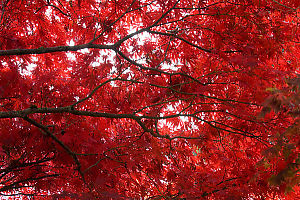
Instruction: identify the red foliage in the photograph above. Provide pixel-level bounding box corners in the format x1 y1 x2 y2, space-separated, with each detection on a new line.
0 0 299 199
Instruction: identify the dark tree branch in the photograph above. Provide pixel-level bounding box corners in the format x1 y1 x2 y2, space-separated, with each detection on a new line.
21 117 93 192
0 43 114 56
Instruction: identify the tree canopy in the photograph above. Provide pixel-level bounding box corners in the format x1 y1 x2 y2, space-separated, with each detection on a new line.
0 0 299 199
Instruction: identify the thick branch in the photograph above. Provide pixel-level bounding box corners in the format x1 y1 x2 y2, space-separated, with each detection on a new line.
0 107 137 119
0 44 114 56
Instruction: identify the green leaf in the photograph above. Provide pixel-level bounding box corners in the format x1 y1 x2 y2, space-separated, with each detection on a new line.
265 87 278 92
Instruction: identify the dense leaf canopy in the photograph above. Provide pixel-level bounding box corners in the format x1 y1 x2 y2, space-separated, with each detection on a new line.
0 0 299 199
